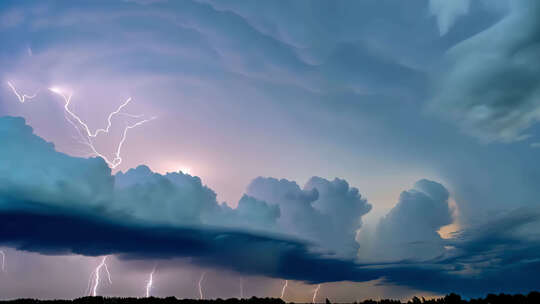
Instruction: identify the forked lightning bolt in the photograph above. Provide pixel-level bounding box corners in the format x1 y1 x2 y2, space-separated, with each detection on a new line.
86 256 112 297
6 81 37 103
48 86 155 168
145 267 156 297
198 272 206 300
312 284 321 304
7 81 154 169
280 280 288 299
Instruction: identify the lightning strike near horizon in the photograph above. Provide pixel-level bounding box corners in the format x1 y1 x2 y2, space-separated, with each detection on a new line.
312 284 321 304
86 256 112 297
6 81 37 103
0 250 5 272
280 280 288 299
198 272 206 300
145 267 156 297
48 86 155 169
239 277 244 299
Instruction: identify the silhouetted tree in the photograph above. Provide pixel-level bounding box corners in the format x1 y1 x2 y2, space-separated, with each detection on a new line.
2 292 540 304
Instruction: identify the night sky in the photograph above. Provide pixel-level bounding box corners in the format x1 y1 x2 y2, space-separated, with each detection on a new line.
1 0 540 301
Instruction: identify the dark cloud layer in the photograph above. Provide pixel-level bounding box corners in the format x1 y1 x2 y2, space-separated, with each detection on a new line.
383 208 540 297
0 202 378 284
8 194 540 297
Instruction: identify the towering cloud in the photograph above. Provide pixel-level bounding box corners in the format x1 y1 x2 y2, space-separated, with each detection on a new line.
0 116 114 210
115 165 282 230
0 115 280 232
358 180 452 262
246 176 371 258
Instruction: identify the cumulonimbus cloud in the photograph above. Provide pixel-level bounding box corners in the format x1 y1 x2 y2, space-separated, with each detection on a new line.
246 176 372 258
3 115 540 296
358 179 453 262
0 115 376 283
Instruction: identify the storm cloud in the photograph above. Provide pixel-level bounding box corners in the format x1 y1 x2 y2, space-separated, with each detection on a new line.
0 115 375 283
247 176 371 258
2 115 540 296
431 0 540 143
358 179 452 262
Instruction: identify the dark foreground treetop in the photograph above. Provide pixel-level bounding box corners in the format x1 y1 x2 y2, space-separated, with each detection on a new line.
1 293 540 304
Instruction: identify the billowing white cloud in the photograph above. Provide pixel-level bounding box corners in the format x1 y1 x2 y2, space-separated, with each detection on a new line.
0 116 280 233
246 176 372 258
114 166 222 226
0 116 114 210
221 194 281 230
114 166 281 230
358 179 452 262
0 116 370 258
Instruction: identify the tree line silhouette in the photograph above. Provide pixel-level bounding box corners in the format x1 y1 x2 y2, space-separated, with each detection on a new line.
1 293 540 304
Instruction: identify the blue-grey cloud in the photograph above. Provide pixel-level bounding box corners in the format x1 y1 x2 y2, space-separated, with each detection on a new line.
355 191 540 297
429 0 470 35
246 176 371 258
0 115 274 232
114 165 283 231
0 115 375 283
358 179 452 262
430 0 540 143
382 208 540 297
2 115 540 296
0 203 380 283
